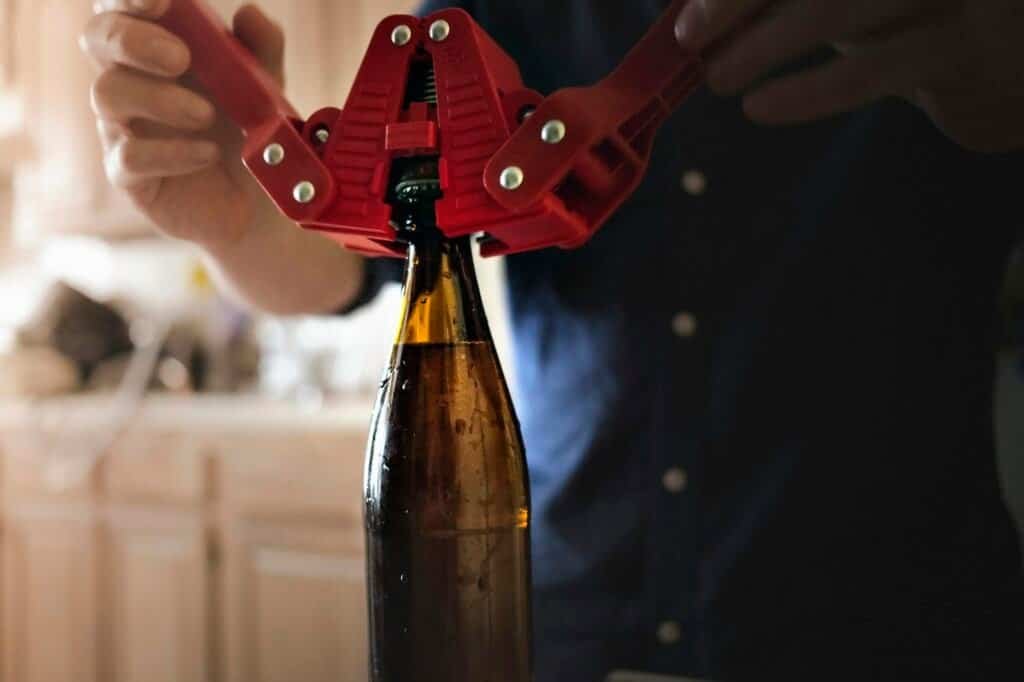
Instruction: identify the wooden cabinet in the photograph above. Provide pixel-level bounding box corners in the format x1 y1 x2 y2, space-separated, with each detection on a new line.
223 520 366 682
0 396 374 682
2 0 415 245
217 430 372 679
3 504 100 682
1 420 103 682
9 0 142 243
103 507 209 682
216 430 368 682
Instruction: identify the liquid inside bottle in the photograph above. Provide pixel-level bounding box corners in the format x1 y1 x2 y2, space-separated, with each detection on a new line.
364 216 533 682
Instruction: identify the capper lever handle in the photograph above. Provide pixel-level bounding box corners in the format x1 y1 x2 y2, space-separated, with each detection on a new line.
483 0 703 245
157 0 705 258
158 0 337 225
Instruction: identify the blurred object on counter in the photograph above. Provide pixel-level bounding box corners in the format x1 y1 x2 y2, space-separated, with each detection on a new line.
258 284 401 404
87 319 259 394
87 353 141 392
159 325 201 392
0 234 260 395
0 254 259 396
182 260 261 393
40 236 219 316
16 281 132 380
208 323 260 393
0 345 78 396
87 339 195 394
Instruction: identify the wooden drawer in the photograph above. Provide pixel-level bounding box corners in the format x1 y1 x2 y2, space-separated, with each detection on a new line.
1 428 100 500
104 429 209 504
221 517 367 682
213 430 366 522
103 505 210 682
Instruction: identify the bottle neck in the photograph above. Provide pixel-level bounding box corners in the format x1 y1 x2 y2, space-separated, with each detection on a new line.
395 229 492 346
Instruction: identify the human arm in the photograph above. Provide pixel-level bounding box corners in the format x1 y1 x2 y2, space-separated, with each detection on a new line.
81 0 366 316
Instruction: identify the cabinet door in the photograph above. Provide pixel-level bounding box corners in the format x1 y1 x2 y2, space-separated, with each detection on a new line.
11 0 148 242
104 507 209 682
3 505 100 682
223 520 366 682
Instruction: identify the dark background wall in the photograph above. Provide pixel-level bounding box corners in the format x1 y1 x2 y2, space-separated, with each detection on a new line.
997 353 1024 555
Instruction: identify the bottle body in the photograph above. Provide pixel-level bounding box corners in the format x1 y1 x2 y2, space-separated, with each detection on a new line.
364 234 532 682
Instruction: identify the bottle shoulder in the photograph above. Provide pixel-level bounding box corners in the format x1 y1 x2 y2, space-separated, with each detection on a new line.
365 341 529 533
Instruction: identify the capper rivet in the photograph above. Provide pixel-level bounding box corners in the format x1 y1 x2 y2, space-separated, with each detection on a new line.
429 20 451 42
541 119 566 144
499 166 524 191
263 143 285 165
293 181 316 204
391 25 413 46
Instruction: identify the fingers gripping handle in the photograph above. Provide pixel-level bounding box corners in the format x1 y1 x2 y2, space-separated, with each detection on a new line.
159 0 297 128
157 0 336 224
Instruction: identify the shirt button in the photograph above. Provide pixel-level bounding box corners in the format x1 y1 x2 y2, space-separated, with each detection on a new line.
671 312 698 338
657 620 683 645
662 467 688 493
681 169 707 196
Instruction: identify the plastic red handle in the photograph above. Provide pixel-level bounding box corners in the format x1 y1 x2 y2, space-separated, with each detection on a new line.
159 0 297 127
483 0 702 239
155 0 703 258
158 0 336 226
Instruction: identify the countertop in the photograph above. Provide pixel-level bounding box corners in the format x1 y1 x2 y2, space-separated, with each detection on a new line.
0 393 377 434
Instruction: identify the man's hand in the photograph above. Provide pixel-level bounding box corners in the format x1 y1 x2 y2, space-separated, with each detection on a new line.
675 0 1024 152
80 0 365 316
82 0 286 254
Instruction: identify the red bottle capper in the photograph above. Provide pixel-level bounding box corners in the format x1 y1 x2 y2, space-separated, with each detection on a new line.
158 0 703 258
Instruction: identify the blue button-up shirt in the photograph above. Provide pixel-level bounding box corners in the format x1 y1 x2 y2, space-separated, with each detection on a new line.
355 1 1024 679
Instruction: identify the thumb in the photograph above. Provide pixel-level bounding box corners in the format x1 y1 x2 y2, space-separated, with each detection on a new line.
233 4 285 86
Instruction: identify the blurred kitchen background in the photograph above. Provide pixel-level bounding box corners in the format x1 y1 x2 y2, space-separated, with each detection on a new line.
0 1 515 681
0 1 1020 682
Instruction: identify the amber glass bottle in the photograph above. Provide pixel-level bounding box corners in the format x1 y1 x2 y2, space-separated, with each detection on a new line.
364 220 533 681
